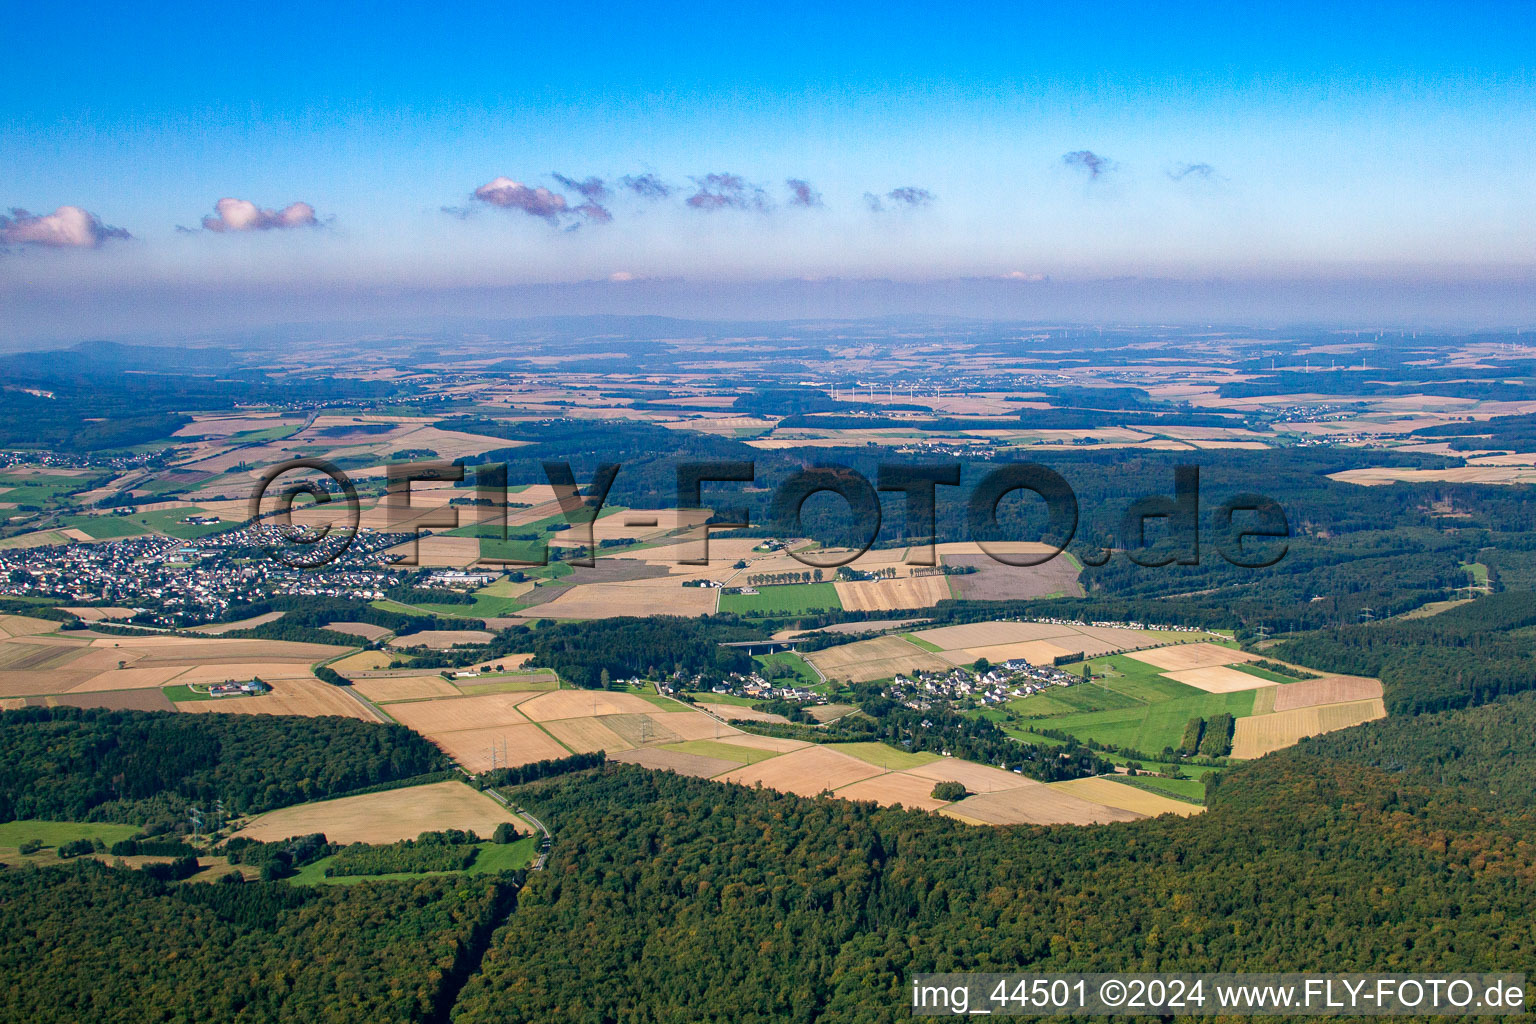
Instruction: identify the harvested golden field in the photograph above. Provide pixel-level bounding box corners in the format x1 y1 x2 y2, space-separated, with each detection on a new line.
187 612 285 635
716 745 883 797
833 574 952 611
530 579 720 619
69 666 186 692
85 635 338 665
603 713 689 747
390 630 494 650
1165 666 1278 694
351 674 463 702
944 640 1075 667
384 692 540 734
715 733 810 753
548 507 713 546
0 615 64 638
1271 675 1384 711
707 704 790 724
610 747 741 778
905 758 1033 794
805 635 950 683
1124 642 1255 672
910 620 1079 650
0 628 339 697
941 783 1142 826
234 781 518 845
834 771 954 810
1331 466 1536 486
543 717 635 753
430 723 571 774
178 677 372 720
456 671 558 694
59 607 136 622
1229 699 1388 758
383 534 482 568
322 621 393 641
806 703 856 723
651 710 740 740
517 690 663 722
1049 777 1203 817
162 662 323 685
330 650 397 673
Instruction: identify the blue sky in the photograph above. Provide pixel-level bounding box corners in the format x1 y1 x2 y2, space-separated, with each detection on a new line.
2 0 1534 339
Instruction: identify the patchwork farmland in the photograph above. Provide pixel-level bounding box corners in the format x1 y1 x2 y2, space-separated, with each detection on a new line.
996 639 1384 761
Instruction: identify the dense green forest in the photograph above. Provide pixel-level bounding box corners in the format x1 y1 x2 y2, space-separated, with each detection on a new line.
0 863 513 1023
521 616 759 686
448 691 1536 1022
0 708 446 823
1272 590 1536 713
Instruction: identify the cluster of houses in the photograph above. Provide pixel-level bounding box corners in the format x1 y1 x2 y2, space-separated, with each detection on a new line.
206 678 271 697
889 658 1081 711
0 525 412 628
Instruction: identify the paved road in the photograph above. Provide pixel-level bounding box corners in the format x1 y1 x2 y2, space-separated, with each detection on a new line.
518 808 553 870
481 785 554 871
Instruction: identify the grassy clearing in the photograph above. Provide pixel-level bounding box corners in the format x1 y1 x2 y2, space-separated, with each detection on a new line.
753 651 820 686
1113 774 1207 804
289 836 539 885
828 742 940 770
662 740 780 764
719 582 842 616
0 820 140 850
1078 655 1204 702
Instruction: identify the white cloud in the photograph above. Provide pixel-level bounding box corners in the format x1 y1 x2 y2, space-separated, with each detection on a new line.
0 206 129 248
201 197 319 232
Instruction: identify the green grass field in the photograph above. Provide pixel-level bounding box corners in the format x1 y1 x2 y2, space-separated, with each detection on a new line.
827 742 940 770
1041 689 1260 755
987 652 1266 759
0 820 140 850
134 507 240 540
417 592 531 618
753 651 820 686
55 514 148 540
289 836 539 885
901 633 944 652
1079 655 1205 702
0 474 87 506
229 424 303 443
163 684 217 703
686 691 759 707
1231 663 1297 683
1113 774 1207 805
662 740 781 764
719 582 842 616
1009 681 1145 718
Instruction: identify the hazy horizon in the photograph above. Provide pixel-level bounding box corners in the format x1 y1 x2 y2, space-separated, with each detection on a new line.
4 0 1534 343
